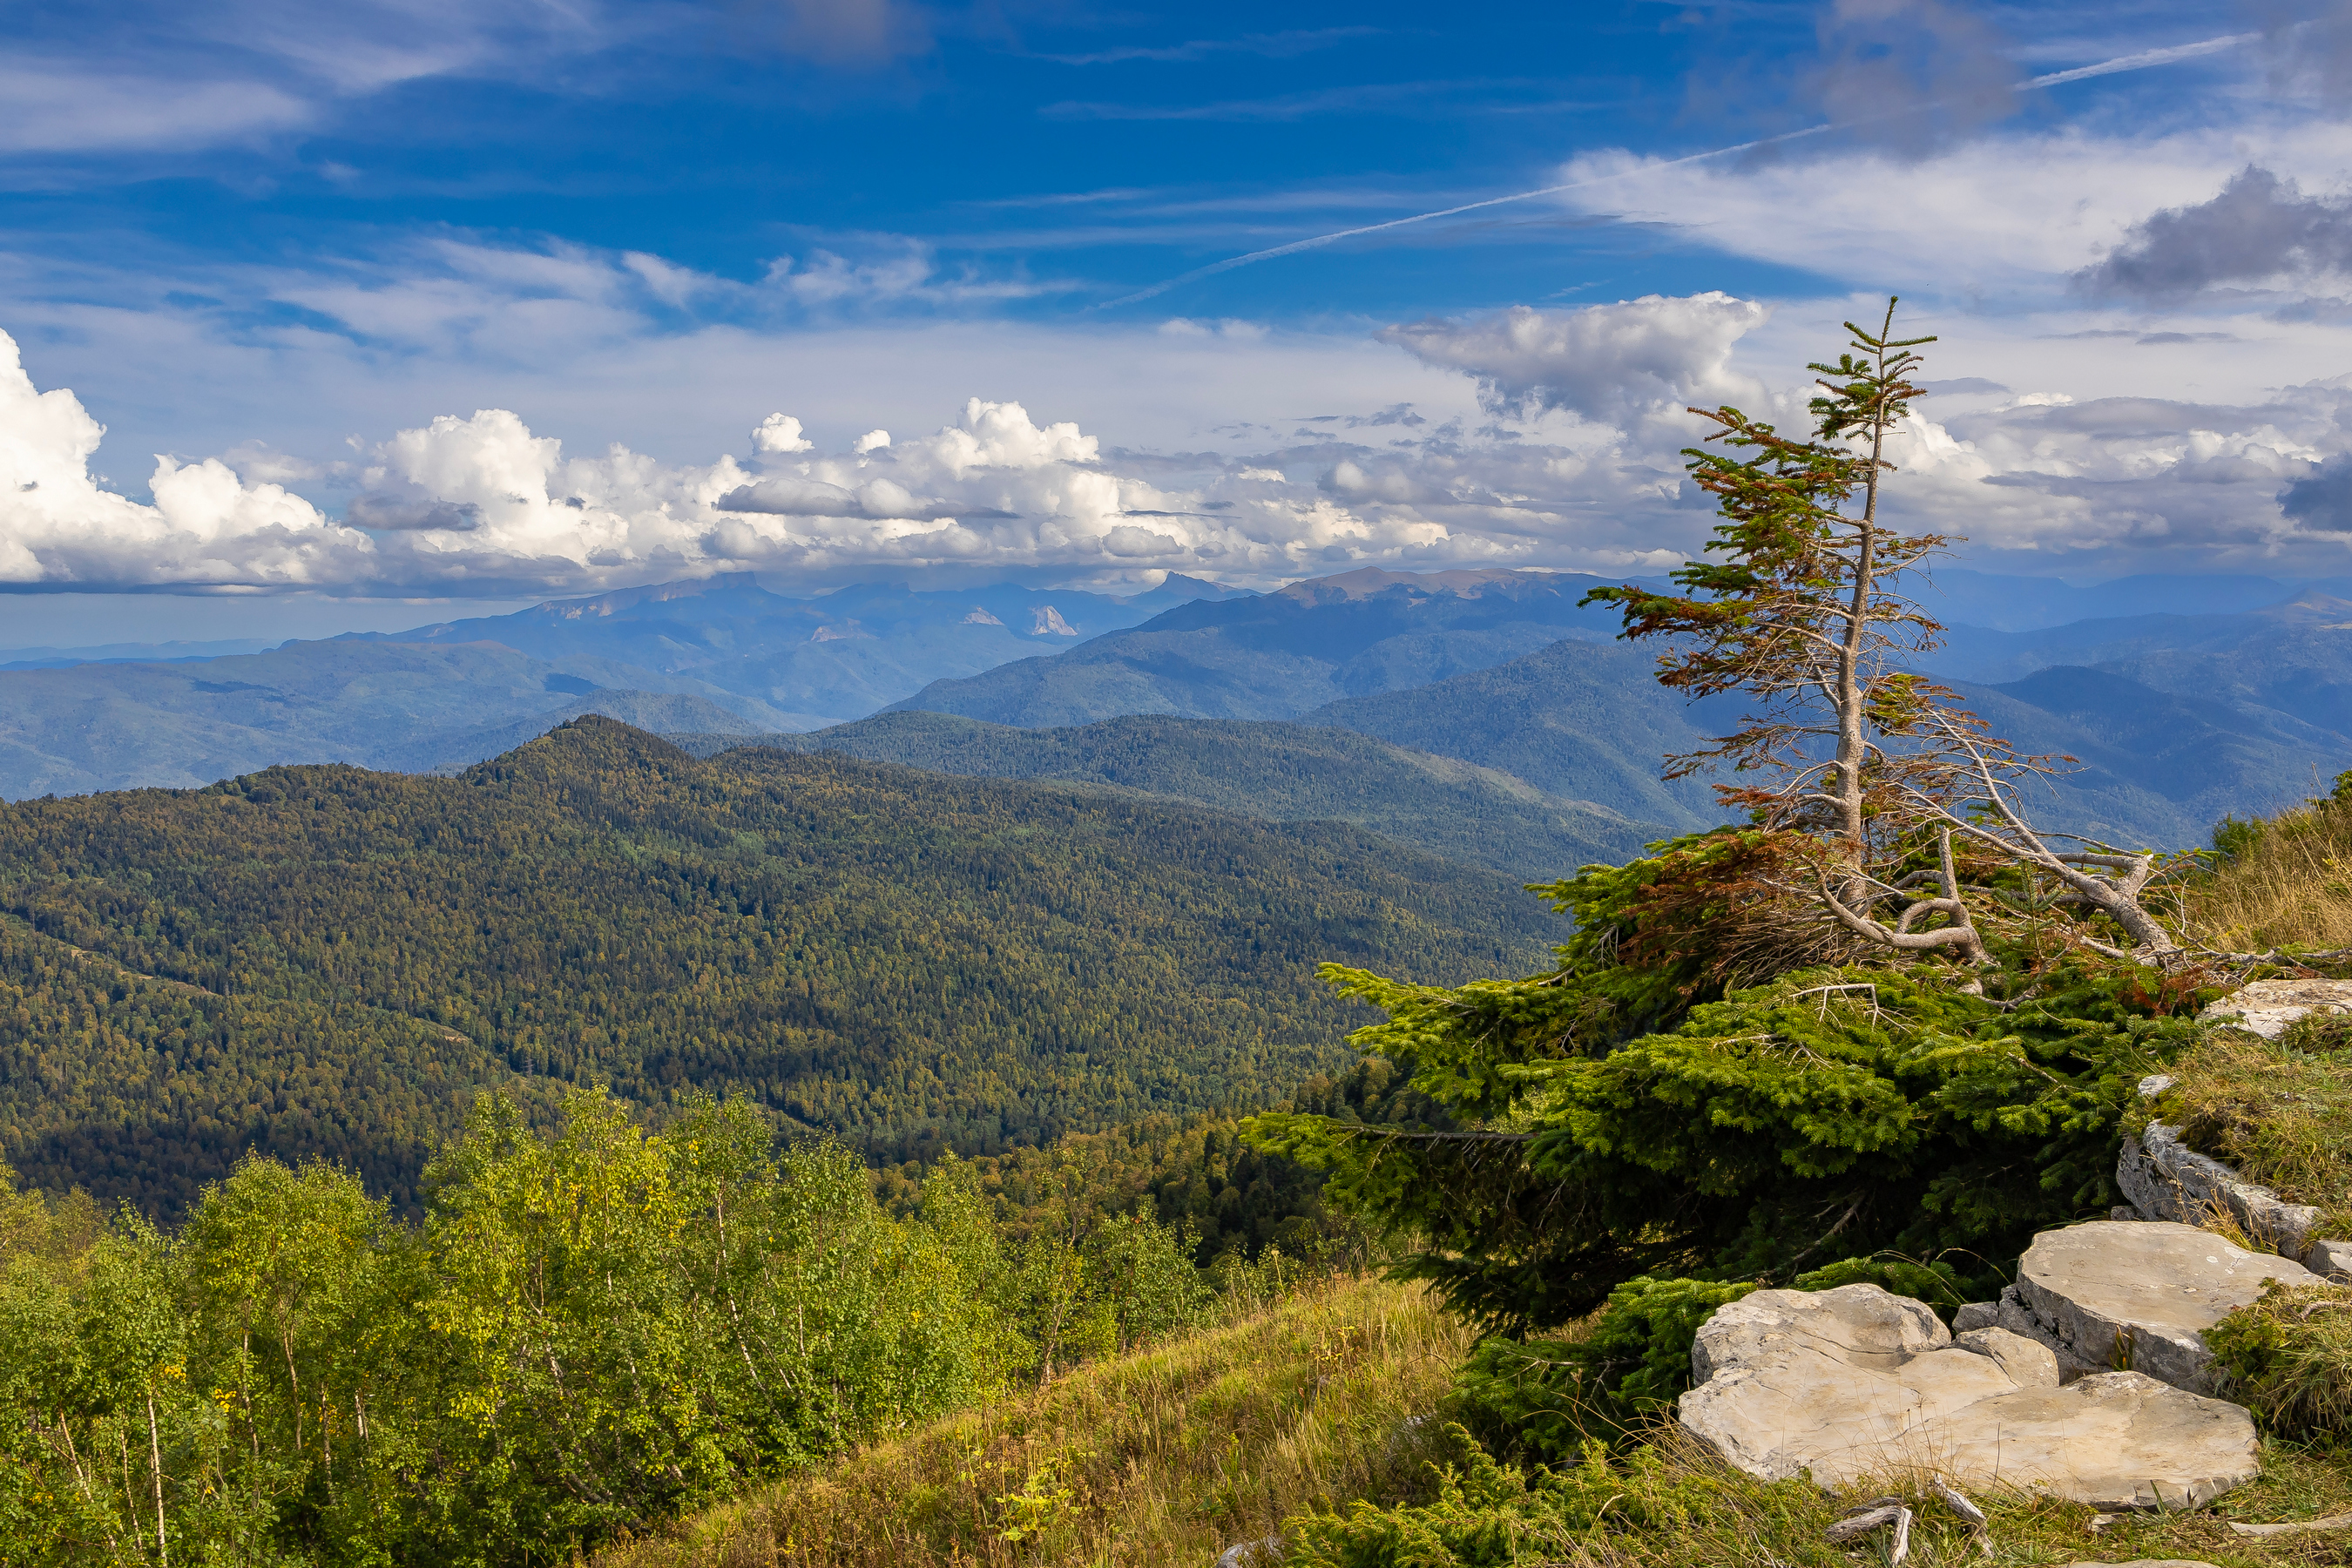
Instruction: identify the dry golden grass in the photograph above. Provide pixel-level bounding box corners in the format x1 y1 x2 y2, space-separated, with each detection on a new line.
2179 800 2352 952
594 1275 1471 1568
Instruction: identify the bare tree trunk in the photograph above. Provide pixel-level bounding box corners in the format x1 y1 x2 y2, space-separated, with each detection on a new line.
1832 300 1899 910
148 1391 168 1568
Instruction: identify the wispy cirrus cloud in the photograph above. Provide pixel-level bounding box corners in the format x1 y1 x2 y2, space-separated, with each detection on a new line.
0 63 312 152
1040 78 1566 124
0 0 607 156
1037 26 1384 67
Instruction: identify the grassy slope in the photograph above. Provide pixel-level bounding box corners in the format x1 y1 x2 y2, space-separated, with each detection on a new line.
598 1276 1471 1568
2153 796 2352 1230
688 711 1668 878
602 1272 2352 1568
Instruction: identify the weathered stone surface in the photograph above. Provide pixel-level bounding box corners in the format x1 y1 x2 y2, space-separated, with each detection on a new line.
2120 1061 2352 1273
1689 1281 1945 1387
2118 1123 2326 1259
1950 1301 1998 1333
2307 1239 2352 1281
1994 1283 2104 1379
2196 978 2352 1040
1953 1326 2060 1387
1679 1283 2261 1506
2013 1220 2313 1395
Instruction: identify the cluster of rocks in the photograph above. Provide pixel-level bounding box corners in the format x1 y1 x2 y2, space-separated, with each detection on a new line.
1677 979 2352 1516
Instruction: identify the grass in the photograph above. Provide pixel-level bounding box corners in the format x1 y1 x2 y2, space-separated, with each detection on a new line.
2180 797 2352 952
1274 1415 2352 1566
594 1275 1473 1568
593 1267 2352 1568
2159 1015 2352 1238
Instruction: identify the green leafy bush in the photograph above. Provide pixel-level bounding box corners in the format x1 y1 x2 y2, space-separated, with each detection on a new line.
1452 1277 1761 1459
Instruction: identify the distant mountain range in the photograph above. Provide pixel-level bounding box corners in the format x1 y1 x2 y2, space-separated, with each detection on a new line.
0 573 1245 797
671 708 1670 880
866 575 2352 849
2 564 2349 855
339 572 1248 727
882 566 1633 726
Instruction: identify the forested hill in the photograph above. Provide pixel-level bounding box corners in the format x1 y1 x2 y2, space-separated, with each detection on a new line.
0 717 1559 1216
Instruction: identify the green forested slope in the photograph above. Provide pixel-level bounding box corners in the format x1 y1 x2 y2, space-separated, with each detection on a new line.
0 918 547 1217
0 717 1558 1214
673 710 1666 875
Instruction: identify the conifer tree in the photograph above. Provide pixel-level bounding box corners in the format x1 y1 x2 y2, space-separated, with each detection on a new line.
1583 298 2186 967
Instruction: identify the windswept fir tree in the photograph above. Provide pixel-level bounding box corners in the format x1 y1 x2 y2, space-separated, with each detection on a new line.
1245 302 2216 1392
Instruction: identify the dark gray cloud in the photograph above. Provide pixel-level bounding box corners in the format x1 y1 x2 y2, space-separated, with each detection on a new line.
2254 0 2352 106
722 0 932 67
2282 454 2352 532
2077 166 2352 302
345 491 481 532
1803 0 2023 155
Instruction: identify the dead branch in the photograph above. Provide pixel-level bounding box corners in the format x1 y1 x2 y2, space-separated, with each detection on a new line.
1900 713 2183 963
1930 1477 1992 1558
1825 1503 1913 1562
1810 828 1990 981
2227 1512 2352 1538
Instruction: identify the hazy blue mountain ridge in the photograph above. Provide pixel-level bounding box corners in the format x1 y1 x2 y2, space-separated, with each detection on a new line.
0 572 1247 798
1293 641 2352 850
341 572 1247 727
886 566 1643 727
679 708 1671 879
0 639 774 798
1916 570 2352 632
4 564 2351 846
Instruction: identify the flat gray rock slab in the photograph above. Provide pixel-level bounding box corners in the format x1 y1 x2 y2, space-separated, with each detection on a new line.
2195 978 2352 1040
1680 1283 2260 1507
2016 1220 2314 1394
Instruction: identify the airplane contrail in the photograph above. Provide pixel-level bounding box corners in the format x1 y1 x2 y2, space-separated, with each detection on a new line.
1097 30 2261 309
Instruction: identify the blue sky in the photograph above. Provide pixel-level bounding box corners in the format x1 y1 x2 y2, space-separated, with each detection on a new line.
3 0 2351 637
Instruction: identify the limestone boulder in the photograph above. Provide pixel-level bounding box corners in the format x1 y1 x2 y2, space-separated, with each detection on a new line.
2195 978 2352 1041
1679 1283 2261 1507
2012 1220 2312 1395
1950 1301 1998 1333
1952 1325 2060 1387
2118 1122 2326 1260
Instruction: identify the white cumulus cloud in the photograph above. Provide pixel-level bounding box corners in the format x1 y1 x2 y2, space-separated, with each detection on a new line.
1382 293 1774 427
0 332 362 586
